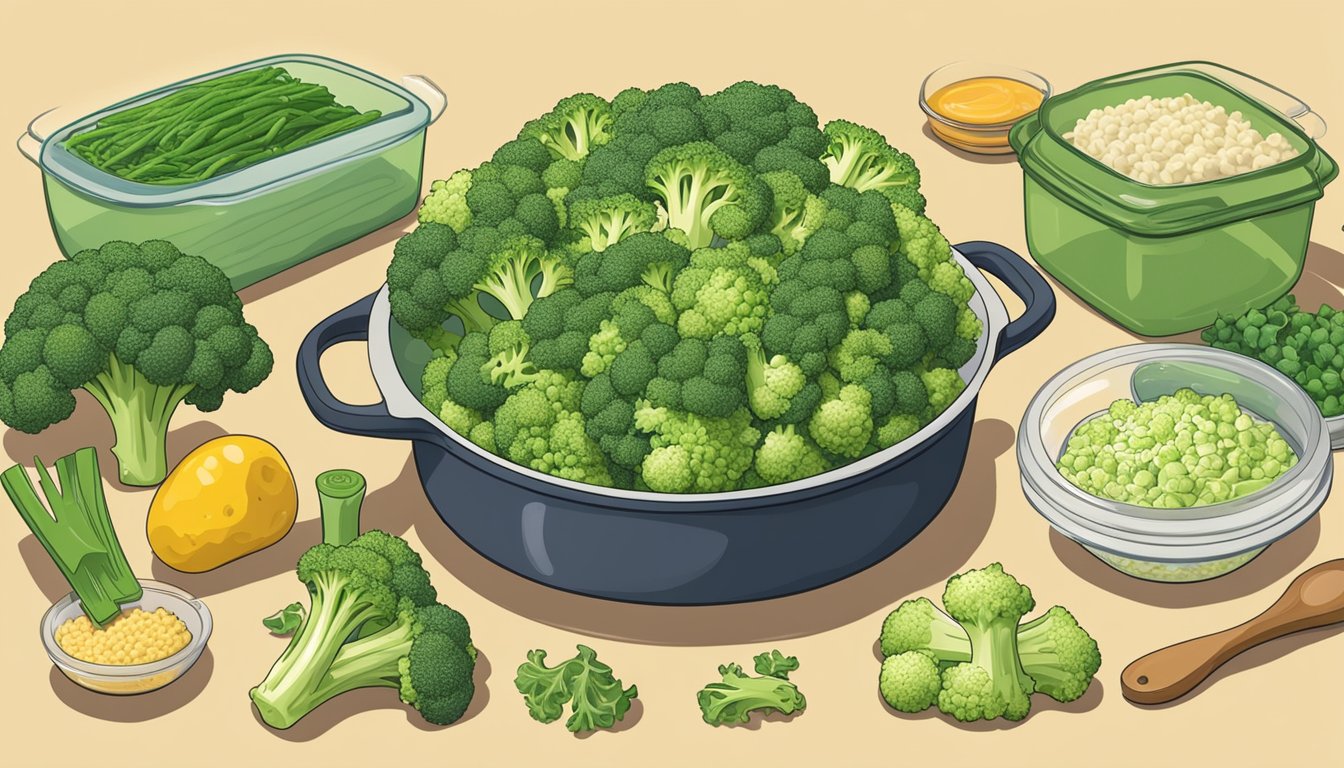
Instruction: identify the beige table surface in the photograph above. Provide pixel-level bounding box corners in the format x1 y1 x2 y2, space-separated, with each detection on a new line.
3 1 1341 765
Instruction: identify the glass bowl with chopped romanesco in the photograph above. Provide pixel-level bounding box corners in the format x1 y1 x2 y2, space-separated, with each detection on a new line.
1018 345 1332 583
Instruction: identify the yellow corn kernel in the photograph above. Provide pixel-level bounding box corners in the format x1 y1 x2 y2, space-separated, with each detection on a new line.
55 607 191 665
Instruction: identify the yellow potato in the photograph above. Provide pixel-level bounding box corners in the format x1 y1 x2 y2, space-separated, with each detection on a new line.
148 436 297 572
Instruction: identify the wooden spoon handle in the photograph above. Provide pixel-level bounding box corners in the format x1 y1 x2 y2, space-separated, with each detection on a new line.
1122 559 1344 705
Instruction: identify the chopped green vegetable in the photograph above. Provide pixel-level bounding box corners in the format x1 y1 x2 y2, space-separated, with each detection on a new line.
248 530 476 729
696 650 807 726
0 240 274 486
1056 388 1297 508
514 645 638 733
315 469 366 546
1203 295 1344 417
2 448 141 626
65 66 382 185
262 602 305 636
876 564 1101 723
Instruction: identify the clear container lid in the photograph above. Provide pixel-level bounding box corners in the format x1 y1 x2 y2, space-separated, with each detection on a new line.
30 54 442 207
1009 62 1337 236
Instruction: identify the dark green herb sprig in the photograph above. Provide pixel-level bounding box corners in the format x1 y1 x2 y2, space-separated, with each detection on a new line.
65 66 382 185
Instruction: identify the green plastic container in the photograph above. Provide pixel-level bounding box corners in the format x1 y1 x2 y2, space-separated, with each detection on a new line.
18 54 446 290
1010 62 1336 336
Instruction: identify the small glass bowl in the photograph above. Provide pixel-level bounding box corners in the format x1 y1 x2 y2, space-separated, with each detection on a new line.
1017 344 1333 582
41 580 212 695
920 62 1050 155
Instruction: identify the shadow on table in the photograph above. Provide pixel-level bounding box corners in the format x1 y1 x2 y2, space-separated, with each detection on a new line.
573 698 644 739
1049 514 1320 609
237 211 416 305
257 649 492 740
1292 241 1344 311
2 400 226 492
920 123 1019 165
875 676 1105 729
1126 623 1342 709
376 418 1014 646
48 649 213 722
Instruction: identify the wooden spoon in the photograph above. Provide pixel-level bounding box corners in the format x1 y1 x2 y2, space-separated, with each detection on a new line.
1121 559 1344 705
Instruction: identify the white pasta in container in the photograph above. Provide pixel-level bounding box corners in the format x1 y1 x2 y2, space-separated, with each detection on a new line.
1064 94 1300 185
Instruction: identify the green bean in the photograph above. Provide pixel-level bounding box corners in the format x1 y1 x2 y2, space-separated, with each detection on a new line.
67 65 380 184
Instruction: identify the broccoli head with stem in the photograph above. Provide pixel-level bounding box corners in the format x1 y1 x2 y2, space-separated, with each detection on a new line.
822 119 926 214
567 194 658 253
248 530 476 729
645 141 769 249
937 563 1038 722
0 241 273 486
520 93 614 161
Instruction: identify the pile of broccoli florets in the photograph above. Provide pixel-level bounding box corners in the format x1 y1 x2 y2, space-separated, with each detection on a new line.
389 82 982 492
878 563 1101 722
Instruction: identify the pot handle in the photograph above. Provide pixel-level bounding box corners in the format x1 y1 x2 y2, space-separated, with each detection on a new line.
296 292 439 442
957 240 1056 362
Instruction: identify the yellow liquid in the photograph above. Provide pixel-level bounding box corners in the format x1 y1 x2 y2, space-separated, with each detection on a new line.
926 76 1045 154
928 77 1044 125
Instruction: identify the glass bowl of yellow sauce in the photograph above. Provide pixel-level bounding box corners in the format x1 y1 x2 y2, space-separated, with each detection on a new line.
921 62 1050 154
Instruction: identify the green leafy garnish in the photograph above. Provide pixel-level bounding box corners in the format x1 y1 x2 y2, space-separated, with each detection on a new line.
514 644 638 733
261 602 305 636
697 650 807 726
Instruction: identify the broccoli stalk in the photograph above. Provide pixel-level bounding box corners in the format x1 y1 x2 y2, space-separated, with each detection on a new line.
81 355 194 487
938 563 1037 722
249 531 476 729
315 469 366 547
2 448 141 626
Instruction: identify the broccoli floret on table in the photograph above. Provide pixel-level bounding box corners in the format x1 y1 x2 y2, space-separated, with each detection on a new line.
876 564 1102 722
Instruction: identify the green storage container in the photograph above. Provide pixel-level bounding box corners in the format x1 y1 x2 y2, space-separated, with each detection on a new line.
1010 62 1336 336
18 54 446 290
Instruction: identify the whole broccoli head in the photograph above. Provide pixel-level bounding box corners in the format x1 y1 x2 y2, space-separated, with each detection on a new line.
249 531 476 729
0 241 272 486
